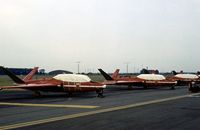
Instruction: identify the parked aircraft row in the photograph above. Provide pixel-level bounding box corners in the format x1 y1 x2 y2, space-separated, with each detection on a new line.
99 69 200 92
0 66 200 98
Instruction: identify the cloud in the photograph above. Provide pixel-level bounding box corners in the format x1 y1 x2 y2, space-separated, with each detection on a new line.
0 0 200 72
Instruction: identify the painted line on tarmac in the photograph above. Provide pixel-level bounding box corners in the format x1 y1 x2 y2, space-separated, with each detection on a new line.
2 89 26 91
0 102 99 109
0 93 199 130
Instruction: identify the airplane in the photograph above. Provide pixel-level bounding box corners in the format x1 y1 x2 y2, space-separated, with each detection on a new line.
98 69 177 89
166 71 200 92
0 66 106 97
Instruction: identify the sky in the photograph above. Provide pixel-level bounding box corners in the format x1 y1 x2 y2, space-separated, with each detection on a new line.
0 0 200 73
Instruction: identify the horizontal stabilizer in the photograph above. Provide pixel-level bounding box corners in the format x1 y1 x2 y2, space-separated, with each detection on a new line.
98 69 113 80
0 66 25 84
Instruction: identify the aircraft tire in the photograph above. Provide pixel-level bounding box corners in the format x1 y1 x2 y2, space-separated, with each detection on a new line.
96 89 104 98
189 84 200 93
171 86 175 90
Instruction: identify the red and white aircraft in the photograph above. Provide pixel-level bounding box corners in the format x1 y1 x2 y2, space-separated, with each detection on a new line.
167 71 200 92
98 69 177 89
0 66 106 97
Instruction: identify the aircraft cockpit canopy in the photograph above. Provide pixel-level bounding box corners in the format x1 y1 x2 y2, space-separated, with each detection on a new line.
53 74 91 82
137 74 166 80
175 74 199 79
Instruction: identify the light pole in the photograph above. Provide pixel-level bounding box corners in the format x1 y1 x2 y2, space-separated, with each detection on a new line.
76 61 80 74
124 62 130 74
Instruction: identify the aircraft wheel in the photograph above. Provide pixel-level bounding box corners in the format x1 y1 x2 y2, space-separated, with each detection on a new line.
96 89 105 98
188 85 192 92
33 91 41 97
171 86 175 90
189 84 200 93
67 92 73 97
143 85 147 89
127 85 133 90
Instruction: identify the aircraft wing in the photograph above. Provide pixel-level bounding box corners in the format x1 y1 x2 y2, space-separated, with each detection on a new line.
143 80 177 86
0 83 106 90
102 79 177 87
116 81 144 86
102 80 144 85
0 83 58 89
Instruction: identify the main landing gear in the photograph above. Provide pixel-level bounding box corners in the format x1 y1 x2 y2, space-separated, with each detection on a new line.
33 91 42 97
171 86 175 90
127 85 133 90
189 82 200 93
96 89 105 98
67 92 73 97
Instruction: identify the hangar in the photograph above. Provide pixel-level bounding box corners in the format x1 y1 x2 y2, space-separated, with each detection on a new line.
48 70 73 75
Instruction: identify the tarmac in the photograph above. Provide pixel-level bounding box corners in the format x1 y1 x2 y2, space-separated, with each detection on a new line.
0 86 200 130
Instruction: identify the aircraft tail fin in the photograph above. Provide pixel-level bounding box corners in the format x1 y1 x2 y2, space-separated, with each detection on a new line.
23 67 39 81
111 69 119 80
98 69 113 80
0 66 25 84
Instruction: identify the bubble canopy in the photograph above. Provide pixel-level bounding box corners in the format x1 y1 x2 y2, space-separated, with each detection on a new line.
137 74 166 80
53 74 91 82
175 74 199 79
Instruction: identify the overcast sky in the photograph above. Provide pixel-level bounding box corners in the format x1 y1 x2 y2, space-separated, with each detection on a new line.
0 0 200 73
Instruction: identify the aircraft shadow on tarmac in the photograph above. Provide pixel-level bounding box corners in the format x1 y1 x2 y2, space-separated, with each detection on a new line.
105 85 185 91
0 92 99 101
0 86 187 101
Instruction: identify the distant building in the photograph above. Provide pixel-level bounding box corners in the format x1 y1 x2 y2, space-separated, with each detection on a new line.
0 68 37 75
48 70 73 75
140 68 159 74
38 69 45 75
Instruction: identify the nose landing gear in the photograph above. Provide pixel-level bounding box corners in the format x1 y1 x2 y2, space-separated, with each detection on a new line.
189 82 200 93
